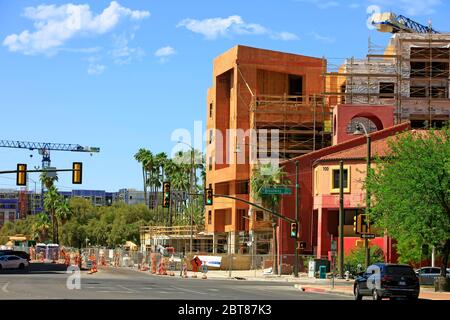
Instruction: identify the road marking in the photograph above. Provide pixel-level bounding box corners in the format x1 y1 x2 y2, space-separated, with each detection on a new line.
2 282 9 293
117 285 138 293
208 288 219 292
96 290 134 294
170 286 207 295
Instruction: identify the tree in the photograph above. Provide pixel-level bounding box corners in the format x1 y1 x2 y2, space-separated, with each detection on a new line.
134 148 153 207
251 163 290 275
43 185 62 244
366 128 450 279
32 213 51 242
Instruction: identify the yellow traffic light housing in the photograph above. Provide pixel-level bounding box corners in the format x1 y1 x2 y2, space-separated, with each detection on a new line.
353 214 368 234
163 182 170 208
72 162 82 184
290 222 298 238
16 163 27 186
205 187 213 206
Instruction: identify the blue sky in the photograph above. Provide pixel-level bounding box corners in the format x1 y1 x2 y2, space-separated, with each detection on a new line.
1 0 449 192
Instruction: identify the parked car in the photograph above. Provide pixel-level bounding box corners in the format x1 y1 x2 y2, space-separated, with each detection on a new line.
0 250 30 261
415 267 450 285
0 255 29 271
354 263 420 300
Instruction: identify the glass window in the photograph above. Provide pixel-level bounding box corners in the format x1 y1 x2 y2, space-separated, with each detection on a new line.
332 169 348 189
208 211 212 225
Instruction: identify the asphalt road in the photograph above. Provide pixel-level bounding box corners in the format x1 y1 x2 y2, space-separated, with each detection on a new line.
0 263 351 300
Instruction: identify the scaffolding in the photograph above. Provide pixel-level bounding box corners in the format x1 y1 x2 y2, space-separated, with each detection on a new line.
249 93 332 161
323 32 450 128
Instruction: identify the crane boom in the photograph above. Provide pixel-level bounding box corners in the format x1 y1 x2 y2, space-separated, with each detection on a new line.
0 140 100 153
371 12 439 34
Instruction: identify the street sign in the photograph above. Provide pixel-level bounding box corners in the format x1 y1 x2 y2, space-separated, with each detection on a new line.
261 187 292 195
360 233 376 239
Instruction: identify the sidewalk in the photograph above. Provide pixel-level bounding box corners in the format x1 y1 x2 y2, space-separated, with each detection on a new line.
294 283 450 300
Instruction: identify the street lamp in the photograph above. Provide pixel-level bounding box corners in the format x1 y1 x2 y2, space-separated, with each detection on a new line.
353 122 371 269
176 141 196 254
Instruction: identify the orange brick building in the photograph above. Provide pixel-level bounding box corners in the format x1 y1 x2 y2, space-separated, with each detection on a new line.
204 45 329 254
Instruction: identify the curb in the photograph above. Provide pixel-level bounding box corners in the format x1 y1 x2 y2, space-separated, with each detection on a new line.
294 284 354 297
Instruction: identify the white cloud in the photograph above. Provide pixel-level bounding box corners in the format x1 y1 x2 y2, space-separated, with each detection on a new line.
3 1 150 55
271 31 300 41
295 0 340 9
110 33 145 65
155 46 176 57
370 0 442 16
177 15 298 41
87 63 106 75
309 32 335 43
155 46 176 63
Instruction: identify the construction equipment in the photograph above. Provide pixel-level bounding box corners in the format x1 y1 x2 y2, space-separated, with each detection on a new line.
0 140 100 169
371 12 439 34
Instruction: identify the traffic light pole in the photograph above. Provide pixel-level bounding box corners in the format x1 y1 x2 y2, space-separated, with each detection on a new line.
365 136 372 269
294 161 299 278
338 160 344 279
208 194 296 224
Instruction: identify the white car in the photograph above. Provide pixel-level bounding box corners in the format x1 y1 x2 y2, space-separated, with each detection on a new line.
0 255 29 271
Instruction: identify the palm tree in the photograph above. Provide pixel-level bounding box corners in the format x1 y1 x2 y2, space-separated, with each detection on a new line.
134 148 153 207
40 171 61 244
44 185 62 244
56 198 71 225
251 163 289 275
32 212 51 242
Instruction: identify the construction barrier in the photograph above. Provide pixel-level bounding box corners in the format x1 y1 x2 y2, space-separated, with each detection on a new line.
158 257 167 275
150 254 157 274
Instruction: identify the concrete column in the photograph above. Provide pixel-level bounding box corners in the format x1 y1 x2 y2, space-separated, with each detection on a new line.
212 233 217 254
316 208 330 259
228 231 239 254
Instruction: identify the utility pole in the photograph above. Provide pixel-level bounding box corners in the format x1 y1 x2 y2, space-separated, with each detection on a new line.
294 161 299 277
190 147 194 254
338 160 344 278
365 135 372 269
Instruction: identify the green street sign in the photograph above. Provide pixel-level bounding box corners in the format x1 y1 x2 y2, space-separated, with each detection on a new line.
261 187 292 195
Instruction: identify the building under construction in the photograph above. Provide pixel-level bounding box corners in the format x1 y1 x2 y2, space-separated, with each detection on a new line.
326 13 450 130
202 11 450 256
205 45 331 254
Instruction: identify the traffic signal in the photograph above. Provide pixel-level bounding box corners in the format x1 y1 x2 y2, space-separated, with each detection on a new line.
16 164 27 186
72 162 82 184
353 214 368 234
162 182 170 208
205 187 213 206
290 222 298 238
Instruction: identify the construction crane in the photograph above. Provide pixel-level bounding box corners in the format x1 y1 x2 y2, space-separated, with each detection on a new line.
371 12 439 34
0 139 100 211
0 140 100 169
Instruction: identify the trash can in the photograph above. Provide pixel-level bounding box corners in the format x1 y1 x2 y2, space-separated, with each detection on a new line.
319 265 327 279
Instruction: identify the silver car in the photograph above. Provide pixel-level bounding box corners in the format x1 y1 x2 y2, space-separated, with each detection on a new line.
0 255 29 271
415 267 450 285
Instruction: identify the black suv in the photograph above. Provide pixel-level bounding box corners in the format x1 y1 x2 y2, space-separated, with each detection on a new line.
0 250 30 261
354 263 420 300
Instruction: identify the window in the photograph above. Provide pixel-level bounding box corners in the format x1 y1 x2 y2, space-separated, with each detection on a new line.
330 166 350 193
379 82 395 98
255 211 264 221
410 86 427 98
410 61 427 77
208 211 212 224
431 86 447 99
236 180 249 194
288 75 303 96
209 103 213 118
208 156 213 171
209 129 213 144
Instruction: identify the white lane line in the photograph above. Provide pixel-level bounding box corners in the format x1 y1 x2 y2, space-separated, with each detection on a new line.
170 286 207 295
117 285 138 293
96 290 134 294
2 282 9 293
